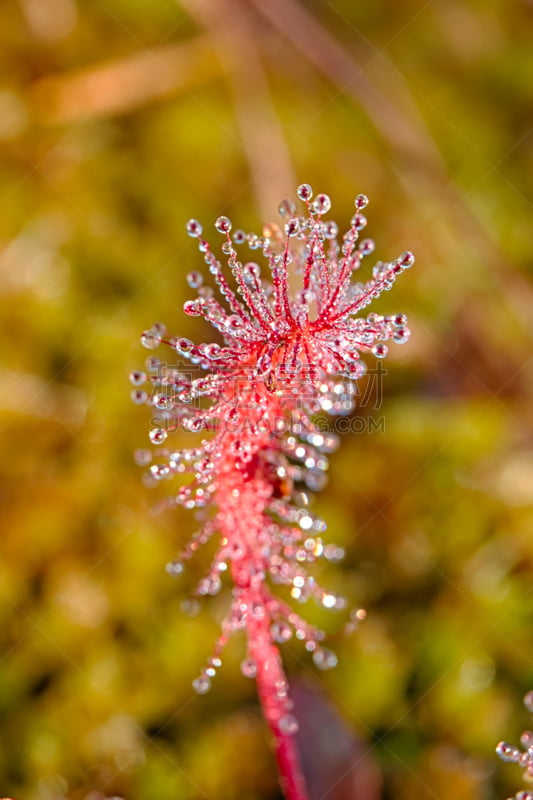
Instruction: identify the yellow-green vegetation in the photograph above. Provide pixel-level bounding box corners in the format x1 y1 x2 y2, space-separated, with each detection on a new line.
0 1 532 798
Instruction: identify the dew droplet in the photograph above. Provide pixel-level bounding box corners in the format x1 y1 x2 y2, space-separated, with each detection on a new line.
247 233 261 250
393 313 408 326
496 741 519 762
354 193 369 210
359 238 375 256
150 464 170 480
153 392 171 410
240 657 258 679
130 390 147 404
351 213 367 231
325 221 339 239
520 730 533 748
181 598 200 617
285 219 300 237
186 219 203 238
524 691 533 714
166 561 184 576
321 593 337 609
278 199 297 217
313 648 338 670
244 262 260 280
176 337 193 353
271 621 292 643
149 427 167 445
312 193 331 215
233 229 246 244
279 714 299 734
304 468 328 492
134 448 152 466
207 575 222 595
215 216 232 234
297 183 313 201
399 251 415 268
183 300 200 316
186 271 203 288
372 343 388 359
298 514 313 531
141 330 162 350
192 676 211 695
129 370 147 386
393 326 410 344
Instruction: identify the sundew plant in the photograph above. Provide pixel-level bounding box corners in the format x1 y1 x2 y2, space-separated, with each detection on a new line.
131 184 414 799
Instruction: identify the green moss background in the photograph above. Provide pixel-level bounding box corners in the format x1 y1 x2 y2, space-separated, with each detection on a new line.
1 1 532 798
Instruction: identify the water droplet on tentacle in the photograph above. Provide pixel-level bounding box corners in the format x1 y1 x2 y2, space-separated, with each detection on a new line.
297 183 313 201
215 216 232 234
240 658 258 679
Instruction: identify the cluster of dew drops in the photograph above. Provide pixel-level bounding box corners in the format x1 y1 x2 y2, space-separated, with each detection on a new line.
130 184 414 476
129 184 415 697
497 691 533 800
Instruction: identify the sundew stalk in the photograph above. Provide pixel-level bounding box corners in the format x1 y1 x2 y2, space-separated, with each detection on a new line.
131 184 414 798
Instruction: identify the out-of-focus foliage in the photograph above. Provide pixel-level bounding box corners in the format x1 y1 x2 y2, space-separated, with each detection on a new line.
1 1 532 798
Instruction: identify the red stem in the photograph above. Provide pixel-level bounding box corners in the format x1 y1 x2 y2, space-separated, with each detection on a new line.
269 716 310 800
222 468 311 800
254 661 310 800
249 605 311 800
